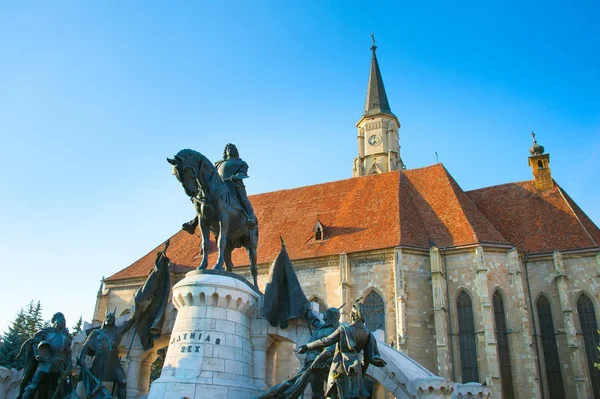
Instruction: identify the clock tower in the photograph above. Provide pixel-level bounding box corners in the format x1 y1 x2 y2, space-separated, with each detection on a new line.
353 38 404 177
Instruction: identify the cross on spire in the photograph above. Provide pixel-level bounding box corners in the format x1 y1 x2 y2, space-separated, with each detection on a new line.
370 33 377 51
363 34 393 118
529 130 545 156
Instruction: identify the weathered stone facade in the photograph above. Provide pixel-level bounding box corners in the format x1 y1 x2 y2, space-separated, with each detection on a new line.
95 244 600 398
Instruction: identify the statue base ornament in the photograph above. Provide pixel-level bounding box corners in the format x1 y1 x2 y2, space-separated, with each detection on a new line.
148 270 260 399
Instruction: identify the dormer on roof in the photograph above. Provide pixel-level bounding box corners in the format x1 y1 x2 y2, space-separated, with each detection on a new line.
313 218 325 241
527 131 553 191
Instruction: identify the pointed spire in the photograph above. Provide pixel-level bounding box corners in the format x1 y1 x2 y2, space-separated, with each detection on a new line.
364 34 395 118
97 276 105 296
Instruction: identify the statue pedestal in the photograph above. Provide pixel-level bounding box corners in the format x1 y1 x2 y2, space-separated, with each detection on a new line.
148 271 260 399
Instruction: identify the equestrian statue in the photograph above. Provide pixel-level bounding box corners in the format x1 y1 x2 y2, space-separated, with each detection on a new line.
167 144 259 288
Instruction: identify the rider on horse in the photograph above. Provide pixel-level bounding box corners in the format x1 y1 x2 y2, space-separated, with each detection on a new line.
182 143 256 233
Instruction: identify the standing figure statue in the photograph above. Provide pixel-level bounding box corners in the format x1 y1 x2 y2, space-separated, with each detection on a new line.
298 298 386 399
306 308 341 399
182 143 256 233
78 308 135 399
167 146 259 288
17 312 72 399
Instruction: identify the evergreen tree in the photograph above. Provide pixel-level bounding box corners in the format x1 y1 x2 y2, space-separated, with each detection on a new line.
72 316 83 337
150 347 166 384
24 301 44 337
0 309 28 369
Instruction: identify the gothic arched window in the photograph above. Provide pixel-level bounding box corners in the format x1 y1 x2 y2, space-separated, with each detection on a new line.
457 291 479 383
310 296 327 314
363 291 385 332
577 294 600 397
493 291 515 398
536 295 565 399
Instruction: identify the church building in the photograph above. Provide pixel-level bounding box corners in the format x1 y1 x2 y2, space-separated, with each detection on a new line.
95 43 600 399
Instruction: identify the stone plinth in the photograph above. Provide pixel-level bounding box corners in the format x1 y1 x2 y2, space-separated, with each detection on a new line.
148 271 260 399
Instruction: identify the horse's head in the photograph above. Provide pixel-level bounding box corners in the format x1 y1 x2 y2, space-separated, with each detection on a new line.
167 153 200 198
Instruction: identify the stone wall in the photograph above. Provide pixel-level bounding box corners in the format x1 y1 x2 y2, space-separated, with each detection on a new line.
526 250 600 398
445 247 542 399
99 246 600 398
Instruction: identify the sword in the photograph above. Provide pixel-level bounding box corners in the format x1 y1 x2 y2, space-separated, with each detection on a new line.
223 175 249 182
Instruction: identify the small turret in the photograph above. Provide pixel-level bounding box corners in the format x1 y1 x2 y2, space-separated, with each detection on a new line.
527 131 553 190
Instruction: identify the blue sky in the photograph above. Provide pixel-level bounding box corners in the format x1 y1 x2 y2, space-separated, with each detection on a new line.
0 1 598 332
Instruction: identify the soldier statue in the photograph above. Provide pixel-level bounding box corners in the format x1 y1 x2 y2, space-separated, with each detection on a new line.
298 298 387 399
182 143 256 234
78 308 135 399
306 307 341 399
17 312 72 399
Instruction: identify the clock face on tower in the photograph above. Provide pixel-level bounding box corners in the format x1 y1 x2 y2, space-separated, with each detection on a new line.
368 134 382 146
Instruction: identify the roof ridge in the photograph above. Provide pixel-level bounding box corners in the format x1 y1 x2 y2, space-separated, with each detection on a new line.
249 170 401 198
436 165 478 243
555 184 599 247
403 163 445 173
438 165 509 245
466 179 535 193
397 172 429 247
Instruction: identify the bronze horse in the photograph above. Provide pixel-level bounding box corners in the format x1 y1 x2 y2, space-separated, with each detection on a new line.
167 149 259 288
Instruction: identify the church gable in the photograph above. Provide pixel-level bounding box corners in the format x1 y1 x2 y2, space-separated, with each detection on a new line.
466 181 600 253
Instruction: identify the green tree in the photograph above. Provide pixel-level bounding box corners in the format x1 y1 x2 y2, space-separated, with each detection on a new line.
24 301 44 337
0 300 48 370
0 309 28 369
150 347 167 384
72 316 83 337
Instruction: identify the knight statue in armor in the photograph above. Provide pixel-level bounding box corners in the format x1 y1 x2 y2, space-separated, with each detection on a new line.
306 307 341 399
182 143 256 233
78 308 135 399
298 298 387 399
17 312 72 399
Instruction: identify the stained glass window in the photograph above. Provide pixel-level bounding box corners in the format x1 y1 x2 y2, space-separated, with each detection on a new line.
493 291 514 398
457 291 479 383
364 291 385 332
310 297 327 314
577 294 600 398
536 295 565 399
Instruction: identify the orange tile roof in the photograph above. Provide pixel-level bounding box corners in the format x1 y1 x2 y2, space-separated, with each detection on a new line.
466 181 600 253
106 165 599 282
401 164 508 247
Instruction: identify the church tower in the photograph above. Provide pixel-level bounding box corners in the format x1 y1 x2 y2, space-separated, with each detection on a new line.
528 131 554 190
353 37 404 177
